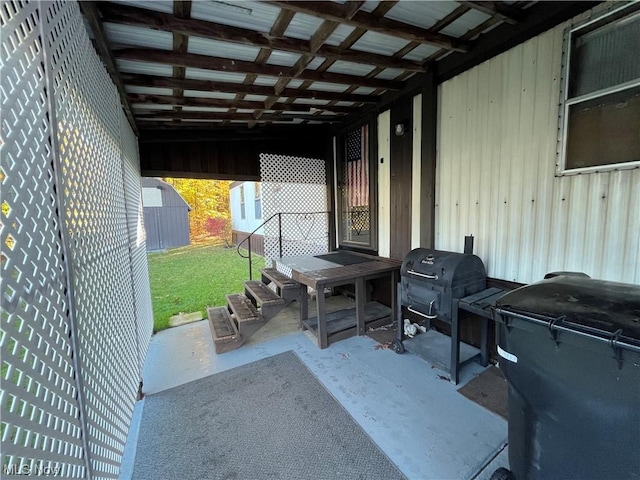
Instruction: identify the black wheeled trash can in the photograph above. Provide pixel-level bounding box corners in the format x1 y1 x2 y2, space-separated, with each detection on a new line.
491 275 640 480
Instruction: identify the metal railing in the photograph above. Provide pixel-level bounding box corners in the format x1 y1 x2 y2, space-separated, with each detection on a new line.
237 211 329 279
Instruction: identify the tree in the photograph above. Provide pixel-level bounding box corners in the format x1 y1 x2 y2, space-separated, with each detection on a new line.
163 178 231 245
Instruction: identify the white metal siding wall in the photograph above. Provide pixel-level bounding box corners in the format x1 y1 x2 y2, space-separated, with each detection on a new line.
411 95 422 249
437 22 640 284
230 182 264 234
378 110 391 257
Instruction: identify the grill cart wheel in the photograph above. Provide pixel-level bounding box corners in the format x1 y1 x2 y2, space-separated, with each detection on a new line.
392 339 405 354
490 468 515 480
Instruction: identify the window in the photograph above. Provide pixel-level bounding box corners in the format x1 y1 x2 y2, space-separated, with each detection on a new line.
254 183 262 220
559 4 640 174
239 185 245 220
338 122 376 249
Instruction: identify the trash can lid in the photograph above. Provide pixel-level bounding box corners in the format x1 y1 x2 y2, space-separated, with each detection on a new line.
496 276 640 341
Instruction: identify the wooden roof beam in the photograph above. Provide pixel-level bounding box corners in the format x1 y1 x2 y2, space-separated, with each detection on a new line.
121 74 379 103
127 93 358 113
135 111 341 122
267 1 469 52
98 3 425 72
115 48 404 90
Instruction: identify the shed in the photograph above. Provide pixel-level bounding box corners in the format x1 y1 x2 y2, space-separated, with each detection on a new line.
141 178 191 251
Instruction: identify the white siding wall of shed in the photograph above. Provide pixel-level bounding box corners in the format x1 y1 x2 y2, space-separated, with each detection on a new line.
230 181 264 234
436 21 640 284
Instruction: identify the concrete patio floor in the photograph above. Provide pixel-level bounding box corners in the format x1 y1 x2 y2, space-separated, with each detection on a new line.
120 296 509 480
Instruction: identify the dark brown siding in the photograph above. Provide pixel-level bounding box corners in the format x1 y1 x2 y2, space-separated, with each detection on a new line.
389 98 413 260
232 230 264 257
139 126 331 180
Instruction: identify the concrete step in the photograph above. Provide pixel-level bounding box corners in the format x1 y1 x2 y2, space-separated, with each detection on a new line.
207 307 242 354
244 280 286 308
226 293 261 324
260 268 299 290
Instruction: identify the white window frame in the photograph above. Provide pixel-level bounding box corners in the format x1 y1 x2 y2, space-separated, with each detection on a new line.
557 3 640 176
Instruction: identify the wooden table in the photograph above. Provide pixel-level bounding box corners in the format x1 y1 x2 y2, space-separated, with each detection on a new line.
276 251 401 349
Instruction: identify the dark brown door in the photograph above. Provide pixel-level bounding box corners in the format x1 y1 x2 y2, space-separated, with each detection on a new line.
390 98 413 260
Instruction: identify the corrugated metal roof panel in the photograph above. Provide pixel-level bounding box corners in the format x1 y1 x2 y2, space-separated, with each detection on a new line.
190 1 280 33
125 86 174 96
253 76 278 86
132 104 173 110
184 90 238 100
403 43 440 61
385 1 460 29
324 24 358 47
111 0 173 14
188 37 260 62
375 68 404 80
334 101 356 107
327 60 376 77
440 9 493 37
184 68 246 83
306 82 349 92
244 94 269 102
351 31 411 56
235 109 254 114
181 106 229 112
117 59 173 77
266 51 302 68
352 86 376 95
103 23 173 49
284 12 325 40
359 0 380 14
293 98 333 105
286 79 304 89
305 57 327 70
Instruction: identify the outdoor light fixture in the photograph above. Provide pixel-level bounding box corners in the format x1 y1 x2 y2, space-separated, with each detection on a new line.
395 121 406 136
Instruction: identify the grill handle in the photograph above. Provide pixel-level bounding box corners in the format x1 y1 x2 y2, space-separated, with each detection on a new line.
407 305 438 320
407 270 438 280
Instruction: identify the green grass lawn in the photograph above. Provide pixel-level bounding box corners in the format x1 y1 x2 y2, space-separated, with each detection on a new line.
147 244 265 332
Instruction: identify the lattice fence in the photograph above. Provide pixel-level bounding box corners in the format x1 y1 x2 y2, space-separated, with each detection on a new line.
1 2 152 479
259 154 329 264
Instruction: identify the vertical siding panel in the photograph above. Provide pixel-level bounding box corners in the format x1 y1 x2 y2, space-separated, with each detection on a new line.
531 27 562 281
627 169 640 284
603 171 630 280
513 38 539 282
446 74 464 251
564 176 590 271
436 80 454 250
486 54 505 276
476 60 492 263
411 94 422 249
466 66 482 251
582 172 609 277
378 110 391 257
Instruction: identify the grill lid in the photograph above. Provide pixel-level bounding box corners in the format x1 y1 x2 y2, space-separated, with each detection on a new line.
496 276 640 341
400 248 486 285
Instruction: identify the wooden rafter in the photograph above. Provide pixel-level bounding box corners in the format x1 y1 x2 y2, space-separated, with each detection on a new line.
120 74 379 103
135 111 341 122
458 1 523 25
114 48 404 90
171 0 191 119
98 3 425 73
127 93 358 113
267 1 469 52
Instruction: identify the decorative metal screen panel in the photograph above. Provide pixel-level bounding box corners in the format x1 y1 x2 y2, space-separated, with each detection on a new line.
1 2 152 479
259 154 329 264
0 2 87 477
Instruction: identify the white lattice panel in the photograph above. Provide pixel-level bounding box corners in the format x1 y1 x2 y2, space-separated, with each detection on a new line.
44 2 142 477
0 1 86 477
260 154 329 261
120 111 153 371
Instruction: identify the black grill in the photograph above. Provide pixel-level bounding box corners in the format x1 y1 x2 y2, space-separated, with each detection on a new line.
399 248 487 323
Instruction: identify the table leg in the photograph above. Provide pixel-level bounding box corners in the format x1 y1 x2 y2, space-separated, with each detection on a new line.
450 300 461 385
299 283 308 329
480 317 489 367
355 277 365 336
316 288 328 349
